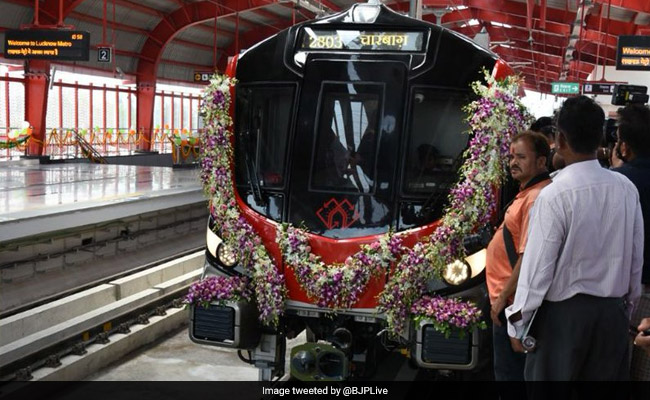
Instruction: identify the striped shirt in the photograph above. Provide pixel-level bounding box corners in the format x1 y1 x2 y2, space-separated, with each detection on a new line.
506 159 644 338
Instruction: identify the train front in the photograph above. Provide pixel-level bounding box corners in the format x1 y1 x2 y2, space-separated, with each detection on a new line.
190 3 511 381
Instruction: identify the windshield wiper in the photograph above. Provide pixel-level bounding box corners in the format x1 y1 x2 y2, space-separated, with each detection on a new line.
242 130 266 207
417 152 465 220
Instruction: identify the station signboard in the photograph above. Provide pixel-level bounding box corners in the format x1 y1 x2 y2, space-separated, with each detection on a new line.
194 71 213 83
97 46 112 63
551 81 580 95
617 35 650 71
4 29 90 61
582 83 617 95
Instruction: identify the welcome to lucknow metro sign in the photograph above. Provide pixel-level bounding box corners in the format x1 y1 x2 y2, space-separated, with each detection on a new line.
4 29 90 61
617 35 650 71
551 82 580 95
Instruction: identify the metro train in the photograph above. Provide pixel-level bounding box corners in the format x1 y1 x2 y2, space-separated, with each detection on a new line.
189 2 514 380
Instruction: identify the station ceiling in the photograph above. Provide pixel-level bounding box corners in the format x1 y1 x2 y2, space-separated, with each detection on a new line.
1 0 648 93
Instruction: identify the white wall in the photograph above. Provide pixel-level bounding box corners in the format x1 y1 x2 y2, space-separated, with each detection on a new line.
521 89 565 119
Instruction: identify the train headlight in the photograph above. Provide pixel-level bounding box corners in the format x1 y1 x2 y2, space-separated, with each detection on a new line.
217 243 238 268
442 259 471 286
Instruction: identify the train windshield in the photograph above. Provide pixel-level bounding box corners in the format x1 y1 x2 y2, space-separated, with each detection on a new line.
403 88 470 195
310 83 382 194
234 86 294 189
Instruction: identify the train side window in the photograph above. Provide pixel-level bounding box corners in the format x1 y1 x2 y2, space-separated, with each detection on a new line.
404 88 469 195
234 86 294 189
310 83 382 194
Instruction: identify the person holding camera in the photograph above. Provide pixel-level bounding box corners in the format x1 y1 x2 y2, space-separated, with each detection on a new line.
505 95 643 382
612 103 650 380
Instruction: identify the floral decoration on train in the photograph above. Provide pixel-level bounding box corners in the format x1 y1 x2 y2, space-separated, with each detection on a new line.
188 70 531 335
377 70 533 333
411 296 487 339
188 74 286 328
185 275 251 308
277 224 403 309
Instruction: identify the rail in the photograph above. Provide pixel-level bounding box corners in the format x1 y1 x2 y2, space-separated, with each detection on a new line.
0 249 205 381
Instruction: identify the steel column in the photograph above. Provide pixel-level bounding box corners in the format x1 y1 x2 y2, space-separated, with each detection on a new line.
89 83 93 132
58 80 62 131
5 74 9 136
74 81 79 130
115 87 119 133
24 60 50 156
136 82 155 151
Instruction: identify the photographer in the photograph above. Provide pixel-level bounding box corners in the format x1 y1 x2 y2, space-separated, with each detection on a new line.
612 103 650 380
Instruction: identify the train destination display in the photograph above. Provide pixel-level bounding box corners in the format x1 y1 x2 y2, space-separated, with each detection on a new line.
300 28 424 52
4 30 90 61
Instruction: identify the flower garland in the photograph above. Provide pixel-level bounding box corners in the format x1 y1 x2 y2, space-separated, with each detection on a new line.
185 275 251 308
411 296 487 339
189 70 532 334
377 70 533 333
193 74 286 327
277 224 403 309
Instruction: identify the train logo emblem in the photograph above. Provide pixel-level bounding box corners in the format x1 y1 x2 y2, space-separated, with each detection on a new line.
316 198 359 230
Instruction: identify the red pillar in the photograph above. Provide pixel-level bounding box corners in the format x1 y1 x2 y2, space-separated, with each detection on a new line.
136 80 156 152
24 60 51 156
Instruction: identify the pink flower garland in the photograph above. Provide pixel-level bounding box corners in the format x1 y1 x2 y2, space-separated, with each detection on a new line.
189 75 287 327
185 275 251 308
277 224 403 309
377 71 533 334
411 296 487 338
189 70 532 335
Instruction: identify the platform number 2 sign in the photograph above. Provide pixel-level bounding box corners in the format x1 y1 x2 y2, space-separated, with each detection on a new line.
97 47 112 63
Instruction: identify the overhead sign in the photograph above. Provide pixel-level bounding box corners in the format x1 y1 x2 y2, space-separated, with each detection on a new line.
4 29 90 61
551 82 580 95
617 35 650 71
194 71 213 83
299 28 426 52
582 83 617 95
97 46 112 63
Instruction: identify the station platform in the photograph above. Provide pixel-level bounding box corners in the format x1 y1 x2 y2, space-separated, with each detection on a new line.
0 160 204 243
0 160 209 313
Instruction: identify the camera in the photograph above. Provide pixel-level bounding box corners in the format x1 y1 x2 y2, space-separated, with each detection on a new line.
612 84 649 106
602 84 648 150
603 118 618 145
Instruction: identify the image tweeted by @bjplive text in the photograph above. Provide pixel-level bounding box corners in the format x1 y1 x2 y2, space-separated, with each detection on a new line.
262 385 389 397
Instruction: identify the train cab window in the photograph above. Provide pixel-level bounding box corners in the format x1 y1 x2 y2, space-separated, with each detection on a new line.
404 88 470 195
310 83 382 194
234 86 294 189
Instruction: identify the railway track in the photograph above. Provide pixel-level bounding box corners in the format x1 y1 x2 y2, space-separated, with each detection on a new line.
0 249 205 382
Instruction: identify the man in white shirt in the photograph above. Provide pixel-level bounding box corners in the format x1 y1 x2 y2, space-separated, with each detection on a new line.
505 95 644 382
